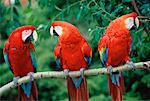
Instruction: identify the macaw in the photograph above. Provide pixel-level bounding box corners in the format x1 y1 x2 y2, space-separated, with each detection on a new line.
98 12 139 101
3 25 38 101
50 21 92 101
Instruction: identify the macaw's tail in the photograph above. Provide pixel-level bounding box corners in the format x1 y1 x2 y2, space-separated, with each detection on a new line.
108 73 125 101
18 81 38 101
67 77 89 101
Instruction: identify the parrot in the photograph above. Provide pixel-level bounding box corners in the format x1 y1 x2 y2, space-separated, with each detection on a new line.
50 21 92 101
3 25 38 101
98 12 139 101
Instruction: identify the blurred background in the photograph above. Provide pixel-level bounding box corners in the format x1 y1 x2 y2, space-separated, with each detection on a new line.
0 0 150 100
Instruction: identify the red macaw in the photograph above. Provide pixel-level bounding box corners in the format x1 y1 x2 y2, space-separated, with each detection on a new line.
98 12 139 101
3 26 38 100
50 21 92 101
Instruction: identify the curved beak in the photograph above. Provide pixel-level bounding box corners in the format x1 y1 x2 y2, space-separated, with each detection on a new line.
50 26 54 36
33 30 38 42
135 17 139 28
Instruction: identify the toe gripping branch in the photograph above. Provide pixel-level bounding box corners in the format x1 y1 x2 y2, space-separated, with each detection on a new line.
27 72 35 81
107 66 121 86
64 68 85 89
126 61 136 71
13 76 20 86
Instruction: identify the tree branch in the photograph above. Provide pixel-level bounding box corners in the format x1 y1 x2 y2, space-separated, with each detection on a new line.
0 61 150 96
131 0 140 15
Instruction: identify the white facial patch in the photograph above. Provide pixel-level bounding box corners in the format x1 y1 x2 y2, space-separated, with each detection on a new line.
22 30 32 42
33 30 38 42
54 26 63 36
125 17 134 30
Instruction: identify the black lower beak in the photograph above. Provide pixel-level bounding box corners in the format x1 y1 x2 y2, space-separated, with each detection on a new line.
130 25 136 30
25 34 33 42
53 30 59 36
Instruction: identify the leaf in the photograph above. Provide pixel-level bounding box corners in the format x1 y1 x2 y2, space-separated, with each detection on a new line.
77 7 82 20
122 0 131 2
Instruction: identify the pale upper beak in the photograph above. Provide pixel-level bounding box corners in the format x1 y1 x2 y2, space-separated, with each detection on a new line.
33 30 38 42
135 17 139 28
50 26 54 36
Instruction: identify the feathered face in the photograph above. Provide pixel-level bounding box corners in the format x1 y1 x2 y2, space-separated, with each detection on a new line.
123 12 139 30
50 21 66 37
50 21 81 44
50 21 80 37
12 26 38 43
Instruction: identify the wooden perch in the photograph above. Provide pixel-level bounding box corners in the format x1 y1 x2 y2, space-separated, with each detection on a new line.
0 61 150 96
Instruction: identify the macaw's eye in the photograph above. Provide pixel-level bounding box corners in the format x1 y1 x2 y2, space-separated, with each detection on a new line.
125 17 134 30
22 30 32 42
54 26 63 36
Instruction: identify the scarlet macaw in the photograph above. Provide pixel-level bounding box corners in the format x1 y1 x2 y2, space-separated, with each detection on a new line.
3 26 38 100
50 21 92 101
98 12 139 101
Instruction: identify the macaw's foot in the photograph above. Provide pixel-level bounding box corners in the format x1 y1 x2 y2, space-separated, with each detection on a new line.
13 76 20 86
80 68 85 78
107 66 120 86
126 61 136 70
27 72 34 81
63 69 69 78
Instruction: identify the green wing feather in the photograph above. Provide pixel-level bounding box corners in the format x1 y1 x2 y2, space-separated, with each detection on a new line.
30 51 38 71
3 52 14 73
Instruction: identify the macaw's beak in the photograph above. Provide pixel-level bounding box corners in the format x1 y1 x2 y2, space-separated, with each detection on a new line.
50 26 54 36
50 26 59 37
33 30 38 42
135 17 139 28
26 30 38 42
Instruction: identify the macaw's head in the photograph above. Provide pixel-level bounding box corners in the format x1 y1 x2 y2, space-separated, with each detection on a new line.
119 12 139 30
10 25 38 43
50 21 81 44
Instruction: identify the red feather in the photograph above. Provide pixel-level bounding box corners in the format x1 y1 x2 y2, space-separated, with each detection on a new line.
4 26 38 100
53 21 92 101
98 12 138 101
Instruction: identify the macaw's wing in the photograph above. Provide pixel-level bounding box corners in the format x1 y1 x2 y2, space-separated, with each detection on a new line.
29 43 37 72
81 38 92 65
98 35 109 67
4 53 14 74
3 41 14 74
30 51 38 72
54 43 61 70
99 47 108 67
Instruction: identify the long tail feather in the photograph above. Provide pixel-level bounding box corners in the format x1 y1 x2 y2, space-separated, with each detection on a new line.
67 77 89 101
18 81 38 101
108 73 124 101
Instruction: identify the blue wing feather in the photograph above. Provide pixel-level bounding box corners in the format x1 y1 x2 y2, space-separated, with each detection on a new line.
21 81 32 97
84 56 91 65
100 48 108 67
56 58 61 70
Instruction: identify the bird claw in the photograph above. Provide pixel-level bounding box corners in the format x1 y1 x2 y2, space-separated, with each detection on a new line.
80 68 85 78
107 65 113 75
27 72 34 81
13 76 20 86
126 61 135 70
63 69 69 78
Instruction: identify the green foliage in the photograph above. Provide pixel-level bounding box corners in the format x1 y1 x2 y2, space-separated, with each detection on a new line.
0 0 150 100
